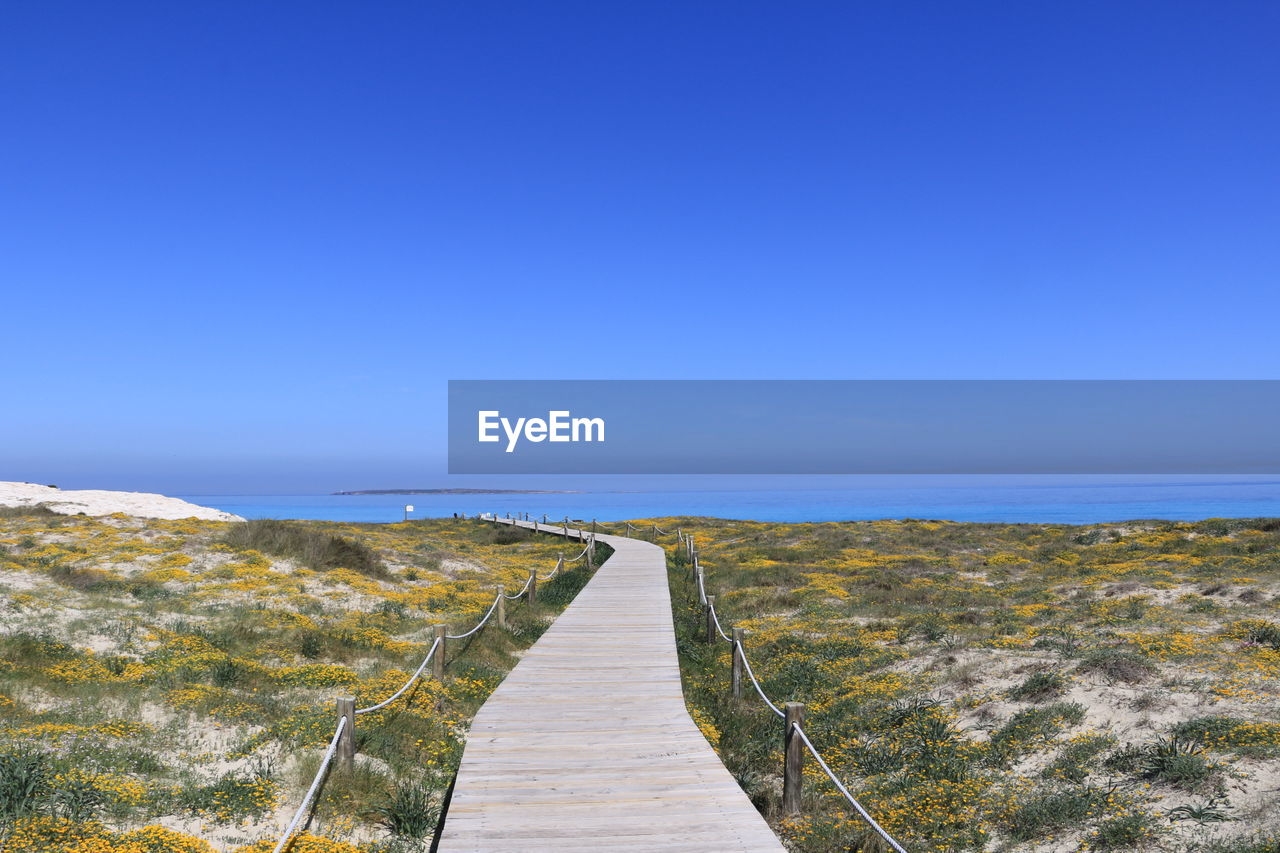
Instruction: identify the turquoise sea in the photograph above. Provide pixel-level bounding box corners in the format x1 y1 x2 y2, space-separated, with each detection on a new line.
181 478 1280 525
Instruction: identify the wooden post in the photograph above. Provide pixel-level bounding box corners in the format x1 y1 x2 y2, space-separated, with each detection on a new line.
591 519 597 534
783 703 806 816
704 595 717 644
432 625 446 680
496 586 506 629
555 555 563 577
528 569 538 604
533 520 539 533
586 536 595 569
731 628 745 700
336 696 355 769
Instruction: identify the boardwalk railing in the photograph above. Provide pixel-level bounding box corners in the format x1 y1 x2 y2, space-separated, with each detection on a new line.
515 518 907 853
271 521 599 853
680 529 907 853
274 515 903 853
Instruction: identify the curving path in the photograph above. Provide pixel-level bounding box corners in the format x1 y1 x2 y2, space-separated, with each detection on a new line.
437 517 784 852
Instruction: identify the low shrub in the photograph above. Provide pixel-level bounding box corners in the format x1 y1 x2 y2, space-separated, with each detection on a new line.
371 782 439 838
224 520 387 578
1004 785 1103 842
0 751 49 821
1076 648 1156 684
1008 670 1068 702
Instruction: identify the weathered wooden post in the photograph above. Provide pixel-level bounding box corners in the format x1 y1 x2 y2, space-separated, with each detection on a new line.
731 628 745 700
496 586 506 629
586 535 595 569
704 595 717 643
783 702 806 816
533 520 539 533
432 625 446 680
528 569 538 604
336 696 356 769
591 518 597 534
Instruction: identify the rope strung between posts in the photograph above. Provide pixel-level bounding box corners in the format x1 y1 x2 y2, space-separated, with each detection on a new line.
272 715 347 853
503 573 535 599
446 594 502 640
709 602 732 643
356 637 442 715
494 511 908 852
792 723 909 853
562 541 593 563
272 523 568 851
700 558 906 852
736 640 785 718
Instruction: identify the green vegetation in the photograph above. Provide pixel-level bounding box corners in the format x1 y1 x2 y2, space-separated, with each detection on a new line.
658 515 1280 852
0 513 604 851
223 519 388 578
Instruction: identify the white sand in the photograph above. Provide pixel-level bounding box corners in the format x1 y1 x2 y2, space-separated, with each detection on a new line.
0 481 243 522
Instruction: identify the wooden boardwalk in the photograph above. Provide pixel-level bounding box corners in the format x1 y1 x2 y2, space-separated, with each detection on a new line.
437 519 784 852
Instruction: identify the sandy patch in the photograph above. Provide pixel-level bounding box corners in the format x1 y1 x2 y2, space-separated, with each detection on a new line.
0 481 243 522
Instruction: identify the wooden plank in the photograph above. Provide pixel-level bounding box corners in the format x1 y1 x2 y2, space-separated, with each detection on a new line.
437 518 784 852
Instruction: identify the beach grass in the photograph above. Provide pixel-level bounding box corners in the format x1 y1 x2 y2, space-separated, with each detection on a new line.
0 513 600 851
658 515 1280 852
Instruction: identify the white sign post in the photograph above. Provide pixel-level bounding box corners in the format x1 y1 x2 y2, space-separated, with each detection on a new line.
404 504 414 522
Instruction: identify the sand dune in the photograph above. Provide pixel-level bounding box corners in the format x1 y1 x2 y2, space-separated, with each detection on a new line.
0 481 243 521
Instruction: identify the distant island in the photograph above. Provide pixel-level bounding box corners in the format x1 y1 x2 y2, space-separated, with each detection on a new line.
332 488 576 495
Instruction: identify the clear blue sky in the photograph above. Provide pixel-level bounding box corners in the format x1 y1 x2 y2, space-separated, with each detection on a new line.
3 2 1278 492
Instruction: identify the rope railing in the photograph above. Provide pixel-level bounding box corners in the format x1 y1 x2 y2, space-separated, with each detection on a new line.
708 602 732 643
478 514 904 850
737 641 785 718
693 549 907 852
563 541 593 563
792 723 908 853
446 594 503 640
270 520 575 851
273 715 348 853
503 573 535 599
356 637 442 715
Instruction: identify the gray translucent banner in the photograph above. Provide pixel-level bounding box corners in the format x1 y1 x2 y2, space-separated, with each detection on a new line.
447 380 1280 474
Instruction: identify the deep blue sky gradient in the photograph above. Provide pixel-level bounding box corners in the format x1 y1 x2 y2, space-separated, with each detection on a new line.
3 2 1278 491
